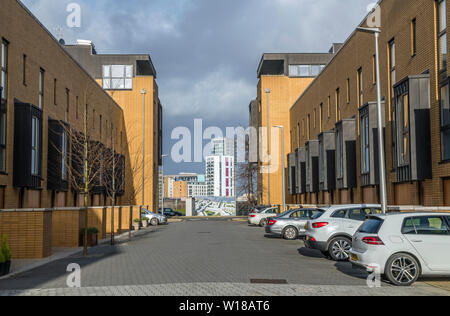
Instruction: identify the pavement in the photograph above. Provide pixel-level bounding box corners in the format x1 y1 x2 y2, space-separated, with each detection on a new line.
0 219 448 296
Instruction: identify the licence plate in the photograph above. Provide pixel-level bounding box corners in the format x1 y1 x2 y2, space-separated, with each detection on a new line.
351 254 358 262
304 223 308 230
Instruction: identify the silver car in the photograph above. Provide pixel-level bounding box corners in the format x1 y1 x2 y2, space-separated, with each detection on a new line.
350 212 450 286
265 209 324 240
142 209 168 226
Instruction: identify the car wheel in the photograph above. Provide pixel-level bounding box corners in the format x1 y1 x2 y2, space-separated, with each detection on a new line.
385 253 420 286
283 227 298 240
259 219 268 227
150 218 159 226
328 237 352 261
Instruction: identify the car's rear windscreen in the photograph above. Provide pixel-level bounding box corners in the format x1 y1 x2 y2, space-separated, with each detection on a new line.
310 210 325 220
358 218 384 234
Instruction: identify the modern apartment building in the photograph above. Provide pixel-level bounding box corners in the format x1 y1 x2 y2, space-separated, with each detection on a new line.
64 40 163 210
206 155 235 197
0 0 162 209
287 0 450 206
188 182 208 198
250 51 336 206
206 138 236 197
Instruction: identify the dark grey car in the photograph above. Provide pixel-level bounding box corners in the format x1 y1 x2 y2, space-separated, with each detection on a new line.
265 209 324 240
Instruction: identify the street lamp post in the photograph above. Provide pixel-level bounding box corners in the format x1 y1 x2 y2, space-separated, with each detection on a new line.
356 27 388 214
161 154 168 220
265 88 271 206
141 89 146 207
274 126 286 214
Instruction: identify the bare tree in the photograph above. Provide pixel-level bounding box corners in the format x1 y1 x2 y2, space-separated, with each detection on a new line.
48 88 106 256
103 125 125 245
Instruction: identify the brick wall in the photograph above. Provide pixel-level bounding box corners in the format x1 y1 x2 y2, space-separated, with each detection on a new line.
0 210 52 259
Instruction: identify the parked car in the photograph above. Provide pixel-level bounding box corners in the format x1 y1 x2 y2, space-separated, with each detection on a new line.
248 207 279 227
265 208 324 240
158 208 183 217
350 212 450 286
304 205 382 261
249 205 271 214
142 209 168 226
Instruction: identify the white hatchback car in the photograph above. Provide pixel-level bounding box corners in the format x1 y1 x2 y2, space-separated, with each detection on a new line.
248 207 279 227
304 205 382 261
350 212 450 286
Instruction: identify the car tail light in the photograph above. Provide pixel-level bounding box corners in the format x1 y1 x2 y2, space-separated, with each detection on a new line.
362 236 384 245
268 219 277 226
310 237 316 242
250 215 256 218
312 222 329 229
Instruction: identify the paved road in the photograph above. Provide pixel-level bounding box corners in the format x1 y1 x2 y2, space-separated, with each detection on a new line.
0 220 448 296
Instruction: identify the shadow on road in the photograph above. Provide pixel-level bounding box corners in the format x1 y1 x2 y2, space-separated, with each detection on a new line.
0 226 164 291
297 247 327 259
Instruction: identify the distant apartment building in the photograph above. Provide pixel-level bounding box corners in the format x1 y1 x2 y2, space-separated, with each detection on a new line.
164 173 206 198
287 0 450 207
250 50 336 206
172 181 188 199
206 155 235 197
188 182 208 197
64 40 163 210
206 138 236 197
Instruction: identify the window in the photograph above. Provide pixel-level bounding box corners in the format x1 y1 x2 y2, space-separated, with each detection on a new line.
357 68 363 107
313 108 317 129
319 103 323 132
441 85 450 160
307 114 311 140
348 208 371 221
346 78 350 103
336 88 341 122
1 40 8 100
65 89 69 122
389 40 396 112
360 112 370 174
372 55 377 85
37 70 45 110
402 216 449 235
397 93 410 165
438 0 447 71
76 96 79 119
23 54 27 86
332 209 347 218
327 96 331 118
53 79 57 105
288 64 325 77
61 130 68 181
102 65 133 90
0 40 8 173
358 218 384 234
31 116 40 176
411 18 417 56
336 128 343 179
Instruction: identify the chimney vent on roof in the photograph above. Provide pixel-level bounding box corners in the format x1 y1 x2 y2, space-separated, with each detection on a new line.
77 39 92 46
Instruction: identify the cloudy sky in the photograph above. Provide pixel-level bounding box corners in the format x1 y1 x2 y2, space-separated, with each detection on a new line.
21 0 374 174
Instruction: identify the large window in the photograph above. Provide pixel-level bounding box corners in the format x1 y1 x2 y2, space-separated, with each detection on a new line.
441 85 450 160
397 93 410 165
438 0 447 71
360 113 370 174
288 64 325 77
336 129 344 179
31 116 40 176
102 65 133 90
